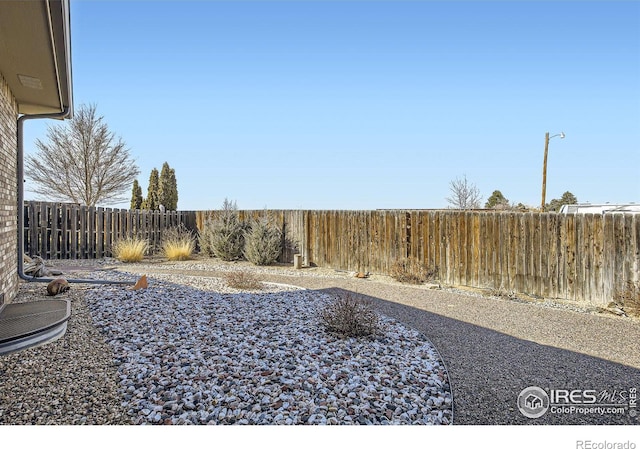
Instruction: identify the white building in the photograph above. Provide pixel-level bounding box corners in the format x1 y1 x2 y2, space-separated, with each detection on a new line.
559 203 640 214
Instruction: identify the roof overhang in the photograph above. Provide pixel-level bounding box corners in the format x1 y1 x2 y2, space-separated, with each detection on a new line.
0 0 73 116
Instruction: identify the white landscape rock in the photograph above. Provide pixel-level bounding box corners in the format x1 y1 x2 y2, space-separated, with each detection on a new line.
85 270 453 425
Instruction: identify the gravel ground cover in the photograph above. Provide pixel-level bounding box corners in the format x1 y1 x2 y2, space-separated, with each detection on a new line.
0 262 452 425
3 256 639 426
85 271 452 425
0 282 128 424
113 258 640 425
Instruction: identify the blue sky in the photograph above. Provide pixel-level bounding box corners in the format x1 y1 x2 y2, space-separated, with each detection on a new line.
23 0 640 210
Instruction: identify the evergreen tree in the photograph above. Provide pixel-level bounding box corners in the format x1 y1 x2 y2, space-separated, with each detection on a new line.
244 216 282 265
144 168 160 210
159 162 179 210
168 168 178 210
199 199 246 260
560 191 578 204
130 179 143 209
546 191 578 212
485 190 509 209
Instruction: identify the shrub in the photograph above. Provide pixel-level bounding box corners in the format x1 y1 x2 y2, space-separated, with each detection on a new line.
612 280 640 318
390 257 437 284
161 224 195 261
223 270 262 290
244 217 282 265
199 199 246 261
319 292 380 338
112 236 148 263
198 218 216 256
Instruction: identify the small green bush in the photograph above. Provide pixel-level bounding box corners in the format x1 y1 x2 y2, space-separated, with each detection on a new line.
244 217 282 266
199 199 246 261
390 257 437 284
198 218 216 257
319 292 380 338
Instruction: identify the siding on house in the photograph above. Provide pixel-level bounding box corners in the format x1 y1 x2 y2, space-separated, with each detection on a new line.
0 73 18 305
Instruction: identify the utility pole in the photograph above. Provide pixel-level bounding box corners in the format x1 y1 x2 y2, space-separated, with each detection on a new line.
541 132 550 211
540 131 565 211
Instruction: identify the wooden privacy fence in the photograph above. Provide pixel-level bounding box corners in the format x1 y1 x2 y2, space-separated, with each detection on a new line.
197 209 639 305
24 201 197 259
25 203 639 305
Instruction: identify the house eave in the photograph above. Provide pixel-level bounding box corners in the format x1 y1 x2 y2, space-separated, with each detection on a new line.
0 0 73 116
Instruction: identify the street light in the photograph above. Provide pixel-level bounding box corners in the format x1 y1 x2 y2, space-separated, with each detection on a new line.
540 131 565 211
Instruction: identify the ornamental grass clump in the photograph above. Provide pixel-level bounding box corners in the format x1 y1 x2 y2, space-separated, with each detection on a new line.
244 217 282 266
161 224 196 261
320 292 380 338
112 236 148 263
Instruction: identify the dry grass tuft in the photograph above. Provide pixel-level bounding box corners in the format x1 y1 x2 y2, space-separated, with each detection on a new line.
319 292 380 338
112 236 148 263
390 257 437 284
162 225 196 261
223 270 263 290
485 286 519 301
612 280 640 318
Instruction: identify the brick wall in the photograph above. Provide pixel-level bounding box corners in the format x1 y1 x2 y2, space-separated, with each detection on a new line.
0 72 18 305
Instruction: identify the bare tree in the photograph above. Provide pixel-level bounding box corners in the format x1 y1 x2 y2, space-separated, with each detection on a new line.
446 174 482 209
25 104 139 207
